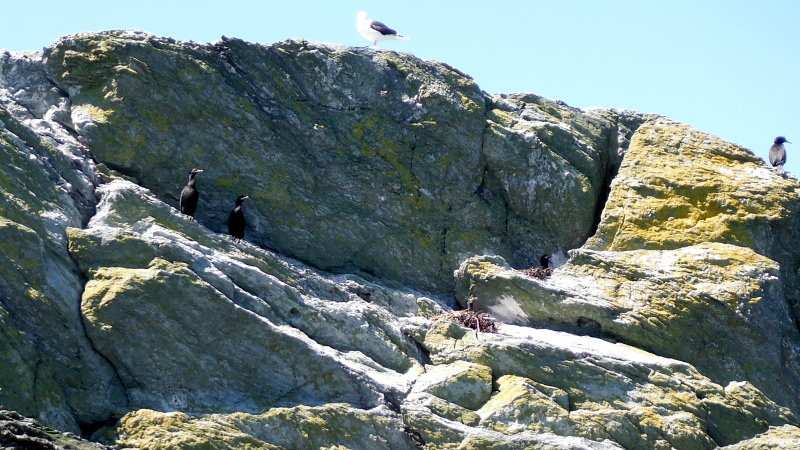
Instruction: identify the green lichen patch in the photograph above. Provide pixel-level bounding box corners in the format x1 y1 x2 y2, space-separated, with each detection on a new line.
0 307 40 418
67 227 157 276
39 32 625 292
420 321 798 449
80 257 386 414
0 217 46 290
111 405 412 450
455 244 800 415
477 375 573 436
413 361 493 410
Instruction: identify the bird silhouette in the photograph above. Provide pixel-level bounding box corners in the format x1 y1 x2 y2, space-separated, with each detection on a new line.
228 195 249 242
179 168 203 220
769 137 791 175
357 11 409 46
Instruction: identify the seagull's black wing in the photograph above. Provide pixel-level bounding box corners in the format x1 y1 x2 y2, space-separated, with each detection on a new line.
370 20 398 36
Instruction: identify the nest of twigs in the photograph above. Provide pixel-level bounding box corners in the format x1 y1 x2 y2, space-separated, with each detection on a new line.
433 310 499 334
520 266 553 280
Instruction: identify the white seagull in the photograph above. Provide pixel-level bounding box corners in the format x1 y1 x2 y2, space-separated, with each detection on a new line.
356 11 409 46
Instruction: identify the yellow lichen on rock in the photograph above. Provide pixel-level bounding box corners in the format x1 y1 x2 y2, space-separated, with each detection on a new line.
456 241 800 414
418 319 798 449
6 29 800 449
720 425 800 449
412 361 493 410
588 121 800 251
477 375 572 435
72 104 113 124
113 405 411 450
112 409 276 449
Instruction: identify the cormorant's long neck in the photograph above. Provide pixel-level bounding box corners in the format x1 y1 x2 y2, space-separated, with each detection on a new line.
188 174 196 187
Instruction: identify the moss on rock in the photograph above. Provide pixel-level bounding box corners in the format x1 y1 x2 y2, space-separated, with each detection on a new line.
5 30 800 450
420 322 797 449
455 243 800 414
111 405 413 450
587 122 797 252
41 32 634 292
80 257 384 413
412 361 493 410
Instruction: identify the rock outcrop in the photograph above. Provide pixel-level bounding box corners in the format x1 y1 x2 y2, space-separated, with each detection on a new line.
454 121 800 414
0 410 112 450
0 50 126 434
41 31 640 293
2 30 800 449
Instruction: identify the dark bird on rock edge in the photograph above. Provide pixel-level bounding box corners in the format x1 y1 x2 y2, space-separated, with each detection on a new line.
357 11 409 46
770 136 791 175
228 195 249 242
179 168 203 220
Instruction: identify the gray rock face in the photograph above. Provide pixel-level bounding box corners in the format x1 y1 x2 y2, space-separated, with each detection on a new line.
2 30 800 450
39 31 649 293
0 410 112 450
70 179 427 415
455 246 800 414
0 50 126 434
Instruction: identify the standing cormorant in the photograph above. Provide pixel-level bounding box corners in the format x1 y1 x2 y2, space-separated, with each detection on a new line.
179 168 203 220
769 136 791 175
228 195 249 242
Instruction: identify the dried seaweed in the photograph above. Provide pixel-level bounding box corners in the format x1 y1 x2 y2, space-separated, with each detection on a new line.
520 266 553 280
433 310 499 334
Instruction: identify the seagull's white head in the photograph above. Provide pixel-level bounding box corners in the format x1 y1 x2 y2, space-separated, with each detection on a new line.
357 11 368 22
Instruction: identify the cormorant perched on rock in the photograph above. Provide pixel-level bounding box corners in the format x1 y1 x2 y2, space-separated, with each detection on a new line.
769 136 791 175
179 168 203 220
228 195 249 242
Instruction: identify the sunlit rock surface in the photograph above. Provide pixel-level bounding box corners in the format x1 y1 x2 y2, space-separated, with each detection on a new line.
454 120 800 416
1 31 800 449
41 31 650 293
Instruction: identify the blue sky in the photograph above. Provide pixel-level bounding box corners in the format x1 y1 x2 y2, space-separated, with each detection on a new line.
3 1 798 174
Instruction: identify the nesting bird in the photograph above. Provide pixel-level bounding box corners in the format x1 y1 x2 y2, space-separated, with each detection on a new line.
769 136 791 175
228 195 249 242
356 11 409 46
179 168 203 220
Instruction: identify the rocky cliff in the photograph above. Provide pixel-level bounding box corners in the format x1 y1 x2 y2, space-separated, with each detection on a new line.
1 30 800 449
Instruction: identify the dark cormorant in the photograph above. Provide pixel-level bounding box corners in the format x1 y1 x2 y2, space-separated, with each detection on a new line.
228 195 249 242
769 136 791 175
179 168 203 220
540 254 551 269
